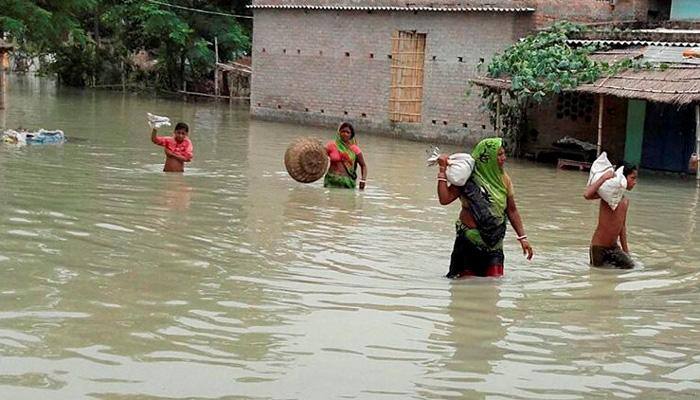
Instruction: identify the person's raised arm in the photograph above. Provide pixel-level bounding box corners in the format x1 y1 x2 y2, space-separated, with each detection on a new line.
437 155 461 205
150 128 159 144
357 152 368 190
583 169 615 200
506 194 533 260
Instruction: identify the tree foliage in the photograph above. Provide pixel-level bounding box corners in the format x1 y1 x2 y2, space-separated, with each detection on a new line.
0 0 251 89
479 21 655 155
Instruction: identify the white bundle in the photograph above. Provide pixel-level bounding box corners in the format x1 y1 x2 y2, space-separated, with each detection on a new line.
1 130 27 145
426 147 475 186
588 152 627 210
146 112 171 129
446 153 475 186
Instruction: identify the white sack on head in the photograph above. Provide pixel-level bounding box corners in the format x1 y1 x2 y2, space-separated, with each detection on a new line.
446 153 475 186
146 112 171 129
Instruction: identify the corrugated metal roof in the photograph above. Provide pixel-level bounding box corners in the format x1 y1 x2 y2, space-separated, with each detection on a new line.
643 45 700 65
568 39 700 48
248 4 534 12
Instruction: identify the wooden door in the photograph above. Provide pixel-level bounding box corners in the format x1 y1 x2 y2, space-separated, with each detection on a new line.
389 31 426 123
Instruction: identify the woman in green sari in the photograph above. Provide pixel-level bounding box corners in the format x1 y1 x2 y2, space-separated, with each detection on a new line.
324 122 368 189
436 137 533 278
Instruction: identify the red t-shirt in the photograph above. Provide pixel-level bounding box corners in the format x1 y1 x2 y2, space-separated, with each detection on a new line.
154 136 193 161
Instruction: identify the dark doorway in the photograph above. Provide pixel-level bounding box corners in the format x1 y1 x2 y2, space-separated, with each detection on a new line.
641 103 695 172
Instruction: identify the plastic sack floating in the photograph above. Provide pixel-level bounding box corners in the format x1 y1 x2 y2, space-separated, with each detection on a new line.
587 152 627 210
147 113 171 129
1 129 65 146
426 147 474 186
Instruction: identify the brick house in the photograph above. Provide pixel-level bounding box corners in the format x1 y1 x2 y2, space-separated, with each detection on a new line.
249 0 656 145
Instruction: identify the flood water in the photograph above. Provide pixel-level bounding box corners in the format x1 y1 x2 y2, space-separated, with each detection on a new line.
1 76 700 399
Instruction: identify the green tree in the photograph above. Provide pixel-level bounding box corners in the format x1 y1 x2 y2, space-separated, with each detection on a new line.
0 0 251 89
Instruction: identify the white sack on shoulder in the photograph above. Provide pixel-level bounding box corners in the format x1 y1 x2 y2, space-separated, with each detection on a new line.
146 112 171 129
587 153 626 210
588 151 613 185
446 153 475 186
598 165 627 210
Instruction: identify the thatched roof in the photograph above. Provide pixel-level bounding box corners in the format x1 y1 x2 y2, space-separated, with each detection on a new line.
576 66 700 105
472 46 700 105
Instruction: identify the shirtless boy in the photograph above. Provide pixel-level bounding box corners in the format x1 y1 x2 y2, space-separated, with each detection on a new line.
151 122 193 172
583 164 638 269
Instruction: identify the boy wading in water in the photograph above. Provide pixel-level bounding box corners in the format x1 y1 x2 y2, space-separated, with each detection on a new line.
583 164 638 269
151 122 193 172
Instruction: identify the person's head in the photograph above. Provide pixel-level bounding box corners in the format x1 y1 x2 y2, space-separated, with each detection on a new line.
338 122 355 143
497 146 507 169
623 163 638 190
472 137 505 171
173 122 189 143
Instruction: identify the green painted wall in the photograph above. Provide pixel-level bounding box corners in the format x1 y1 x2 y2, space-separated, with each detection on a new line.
624 100 646 166
671 0 700 21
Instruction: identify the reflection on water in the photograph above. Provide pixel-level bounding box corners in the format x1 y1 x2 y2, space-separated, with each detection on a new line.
1 76 700 398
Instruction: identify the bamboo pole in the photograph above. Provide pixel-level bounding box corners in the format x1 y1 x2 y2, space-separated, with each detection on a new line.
696 104 700 180
0 61 5 111
597 94 604 156
214 36 220 99
496 92 502 135
121 61 126 92
0 51 5 111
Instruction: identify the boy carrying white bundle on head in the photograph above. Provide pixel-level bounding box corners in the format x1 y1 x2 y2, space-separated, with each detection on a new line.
583 152 638 269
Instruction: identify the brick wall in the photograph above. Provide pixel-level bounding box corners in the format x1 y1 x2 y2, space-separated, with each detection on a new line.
533 0 650 27
251 10 532 145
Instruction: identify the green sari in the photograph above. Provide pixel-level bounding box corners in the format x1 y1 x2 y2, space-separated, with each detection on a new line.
458 137 508 250
471 137 507 220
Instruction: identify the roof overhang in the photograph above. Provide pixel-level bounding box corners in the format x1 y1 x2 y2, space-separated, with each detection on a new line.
568 39 700 48
248 4 535 12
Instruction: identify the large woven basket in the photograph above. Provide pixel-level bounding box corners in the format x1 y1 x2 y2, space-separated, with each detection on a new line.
284 137 328 183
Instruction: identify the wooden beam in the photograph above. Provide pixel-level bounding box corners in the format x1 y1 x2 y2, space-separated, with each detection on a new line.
496 92 502 135
597 94 604 156
0 63 5 111
214 36 220 98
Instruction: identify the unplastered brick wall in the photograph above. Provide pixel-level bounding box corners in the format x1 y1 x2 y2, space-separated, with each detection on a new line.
533 0 650 26
251 9 532 144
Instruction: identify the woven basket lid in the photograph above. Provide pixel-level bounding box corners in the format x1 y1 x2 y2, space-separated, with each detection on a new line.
284 137 328 183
